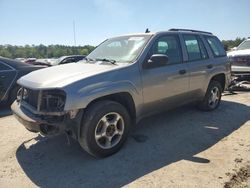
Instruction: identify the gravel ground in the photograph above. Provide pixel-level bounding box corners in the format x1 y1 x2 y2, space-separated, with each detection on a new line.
0 92 249 188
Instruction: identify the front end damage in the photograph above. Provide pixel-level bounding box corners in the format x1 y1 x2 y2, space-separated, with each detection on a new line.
11 87 82 139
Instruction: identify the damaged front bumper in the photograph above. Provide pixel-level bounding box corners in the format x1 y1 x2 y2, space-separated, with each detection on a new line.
11 101 82 139
11 101 42 133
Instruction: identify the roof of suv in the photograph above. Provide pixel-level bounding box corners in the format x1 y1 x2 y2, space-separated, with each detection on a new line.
119 28 214 38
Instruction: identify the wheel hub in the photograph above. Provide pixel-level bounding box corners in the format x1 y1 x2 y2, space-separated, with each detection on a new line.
208 87 220 108
106 125 115 137
94 112 125 149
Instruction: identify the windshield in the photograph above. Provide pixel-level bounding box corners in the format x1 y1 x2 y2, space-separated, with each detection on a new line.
87 35 151 63
237 40 250 50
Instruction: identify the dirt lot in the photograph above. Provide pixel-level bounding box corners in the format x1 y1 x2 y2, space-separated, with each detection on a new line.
0 92 249 188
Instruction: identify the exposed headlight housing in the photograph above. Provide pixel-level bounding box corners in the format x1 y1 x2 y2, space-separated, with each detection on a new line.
18 87 66 114
16 88 28 102
40 90 66 112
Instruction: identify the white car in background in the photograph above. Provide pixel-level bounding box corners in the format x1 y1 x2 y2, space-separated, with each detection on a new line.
227 38 250 76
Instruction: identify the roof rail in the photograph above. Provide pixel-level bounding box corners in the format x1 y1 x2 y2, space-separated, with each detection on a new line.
169 28 212 35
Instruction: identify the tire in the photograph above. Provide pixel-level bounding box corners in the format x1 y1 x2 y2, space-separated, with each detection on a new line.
79 100 131 158
198 80 222 111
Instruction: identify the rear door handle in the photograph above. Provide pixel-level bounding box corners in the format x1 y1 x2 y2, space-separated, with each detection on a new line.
207 64 213 69
0 75 6 79
179 70 186 75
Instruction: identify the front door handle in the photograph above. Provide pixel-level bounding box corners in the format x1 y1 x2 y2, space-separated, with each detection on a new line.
179 69 186 75
207 64 213 69
0 75 6 79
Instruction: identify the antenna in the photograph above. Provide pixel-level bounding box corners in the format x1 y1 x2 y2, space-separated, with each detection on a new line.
145 28 150 33
73 20 76 46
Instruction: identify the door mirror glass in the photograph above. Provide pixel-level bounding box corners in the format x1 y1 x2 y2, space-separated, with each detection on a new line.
145 54 169 69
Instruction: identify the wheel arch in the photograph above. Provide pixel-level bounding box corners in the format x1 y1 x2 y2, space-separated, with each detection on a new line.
84 92 136 124
210 73 226 91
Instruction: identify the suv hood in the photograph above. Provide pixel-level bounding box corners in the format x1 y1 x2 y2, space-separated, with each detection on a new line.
18 63 120 89
227 49 250 57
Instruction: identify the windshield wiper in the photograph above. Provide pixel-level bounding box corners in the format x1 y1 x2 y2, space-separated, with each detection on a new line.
95 58 117 65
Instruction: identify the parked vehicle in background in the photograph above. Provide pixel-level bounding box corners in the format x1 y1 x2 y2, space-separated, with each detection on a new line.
0 57 45 105
33 59 53 67
24 58 37 65
227 38 250 76
15 58 26 62
51 55 86 66
12 29 230 158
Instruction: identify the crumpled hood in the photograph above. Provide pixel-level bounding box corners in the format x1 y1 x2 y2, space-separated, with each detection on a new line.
227 49 250 57
18 63 120 89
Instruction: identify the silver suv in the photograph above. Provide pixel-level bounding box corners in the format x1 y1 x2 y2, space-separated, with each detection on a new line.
12 29 231 157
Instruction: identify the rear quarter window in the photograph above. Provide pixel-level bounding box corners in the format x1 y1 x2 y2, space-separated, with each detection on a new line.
205 36 226 57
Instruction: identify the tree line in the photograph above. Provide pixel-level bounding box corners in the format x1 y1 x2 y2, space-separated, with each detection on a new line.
0 37 247 59
221 37 246 51
0 44 95 59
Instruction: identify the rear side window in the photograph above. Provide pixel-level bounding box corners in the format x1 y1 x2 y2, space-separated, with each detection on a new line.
183 34 208 61
0 61 12 71
152 35 182 64
205 36 226 57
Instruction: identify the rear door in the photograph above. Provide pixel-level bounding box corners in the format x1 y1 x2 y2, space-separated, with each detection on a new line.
141 34 189 114
0 61 17 101
181 34 211 99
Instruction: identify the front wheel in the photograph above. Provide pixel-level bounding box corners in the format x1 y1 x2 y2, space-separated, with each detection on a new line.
79 100 131 158
198 80 222 111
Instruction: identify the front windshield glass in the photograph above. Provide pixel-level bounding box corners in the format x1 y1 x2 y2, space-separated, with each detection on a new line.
87 35 151 63
237 40 250 50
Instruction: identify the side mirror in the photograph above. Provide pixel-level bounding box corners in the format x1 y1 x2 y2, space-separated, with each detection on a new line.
145 54 169 69
232 47 237 51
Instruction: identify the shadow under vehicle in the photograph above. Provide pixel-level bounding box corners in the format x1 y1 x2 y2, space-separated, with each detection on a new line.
15 99 250 187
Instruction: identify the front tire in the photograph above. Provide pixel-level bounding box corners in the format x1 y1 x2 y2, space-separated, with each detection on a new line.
198 80 222 111
79 100 131 158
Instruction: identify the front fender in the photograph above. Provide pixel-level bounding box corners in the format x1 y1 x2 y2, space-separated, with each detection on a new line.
64 80 140 111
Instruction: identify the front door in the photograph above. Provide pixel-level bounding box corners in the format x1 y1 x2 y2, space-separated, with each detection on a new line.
141 34 189 115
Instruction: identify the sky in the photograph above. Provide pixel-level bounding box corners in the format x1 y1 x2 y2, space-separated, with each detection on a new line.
0 0 249 46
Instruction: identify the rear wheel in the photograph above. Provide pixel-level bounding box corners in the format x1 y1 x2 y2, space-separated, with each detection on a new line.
79 100 131 158
198 80 222 111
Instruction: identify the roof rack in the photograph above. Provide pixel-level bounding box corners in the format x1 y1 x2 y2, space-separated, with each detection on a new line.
169 28 212 35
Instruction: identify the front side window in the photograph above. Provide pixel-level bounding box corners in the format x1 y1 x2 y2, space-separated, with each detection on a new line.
0 61 11 71
151 35 182 64
183 35 208 61
87 35 151 63
205 36 226 57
